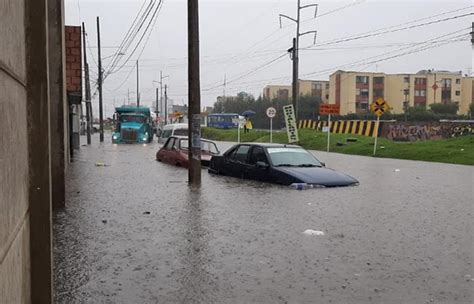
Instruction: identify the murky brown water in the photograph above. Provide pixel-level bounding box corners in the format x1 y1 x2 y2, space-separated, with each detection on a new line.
54 134 474 303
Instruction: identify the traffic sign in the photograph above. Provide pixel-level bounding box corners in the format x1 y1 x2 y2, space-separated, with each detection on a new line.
370 98 389 117
432 84 438 90
266 107 276 118
319 104 340 115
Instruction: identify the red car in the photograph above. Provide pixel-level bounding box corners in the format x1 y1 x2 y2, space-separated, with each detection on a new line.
156 136 220 168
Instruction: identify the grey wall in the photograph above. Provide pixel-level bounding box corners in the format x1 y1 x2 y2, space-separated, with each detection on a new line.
0 0 31 302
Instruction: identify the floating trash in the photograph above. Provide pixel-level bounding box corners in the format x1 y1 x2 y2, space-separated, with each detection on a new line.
303 229 325 236
95 162 107 167
394 169 400 172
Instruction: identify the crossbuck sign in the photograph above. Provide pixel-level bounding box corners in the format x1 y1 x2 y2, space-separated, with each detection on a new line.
283 105 299 143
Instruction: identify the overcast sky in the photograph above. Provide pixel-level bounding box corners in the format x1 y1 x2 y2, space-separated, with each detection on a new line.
65 0 473 117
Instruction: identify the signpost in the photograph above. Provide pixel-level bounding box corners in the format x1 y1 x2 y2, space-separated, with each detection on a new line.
319 104 340 152
233 116 246 143
370 97 389 156
283 105 299 143
266 107 276 143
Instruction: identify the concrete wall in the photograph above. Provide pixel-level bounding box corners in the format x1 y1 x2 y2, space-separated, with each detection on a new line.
0 0 31 302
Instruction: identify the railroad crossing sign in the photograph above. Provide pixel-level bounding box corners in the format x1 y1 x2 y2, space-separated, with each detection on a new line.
370 98 389 117
266 107 276 118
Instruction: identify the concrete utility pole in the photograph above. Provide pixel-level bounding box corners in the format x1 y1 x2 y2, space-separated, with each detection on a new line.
158 71 169 122
136 60 140 106
280 0 318 119
97 16 104 142
82 22 92 144
471 22 474 45
188 0 202 186
155 87 159 115
164 84 168 125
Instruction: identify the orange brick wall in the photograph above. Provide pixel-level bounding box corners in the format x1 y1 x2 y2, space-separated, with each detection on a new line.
65 26 82 95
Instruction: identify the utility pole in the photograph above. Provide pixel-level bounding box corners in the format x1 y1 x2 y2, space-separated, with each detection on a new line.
164 84 168 125
97 16 104 142
280 0 318 119
188 0 202 186
127 88 130 105
158 71 169 122
82 22 92 145
155 87 159 115
471 22 474 45
136 60 140 106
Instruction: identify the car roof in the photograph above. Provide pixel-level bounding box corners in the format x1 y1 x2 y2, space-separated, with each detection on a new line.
238 142 301 149
168 135 215 143
162 123 188 130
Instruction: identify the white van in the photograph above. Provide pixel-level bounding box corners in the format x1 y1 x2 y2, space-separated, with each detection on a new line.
158 123 188 144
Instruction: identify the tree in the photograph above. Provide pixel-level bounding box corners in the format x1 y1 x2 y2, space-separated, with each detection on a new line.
429 102 459 115
469 103 474 118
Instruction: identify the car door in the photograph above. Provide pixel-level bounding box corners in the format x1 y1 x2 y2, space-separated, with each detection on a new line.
244 146 270 182
226 145 251 178
161 137 175 164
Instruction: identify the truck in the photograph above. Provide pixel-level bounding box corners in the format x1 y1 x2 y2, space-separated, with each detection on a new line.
112 106 154 144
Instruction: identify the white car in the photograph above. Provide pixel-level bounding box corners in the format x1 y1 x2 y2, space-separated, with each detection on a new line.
158 123 188 144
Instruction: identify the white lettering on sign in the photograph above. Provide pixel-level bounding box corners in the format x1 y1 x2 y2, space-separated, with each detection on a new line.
283 105 299 143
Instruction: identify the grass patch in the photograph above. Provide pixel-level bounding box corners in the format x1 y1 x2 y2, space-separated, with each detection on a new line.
202 127 474 166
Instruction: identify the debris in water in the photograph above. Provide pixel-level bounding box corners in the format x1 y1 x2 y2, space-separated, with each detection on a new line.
95 162 107 167
394 169 400 172
102 220 107 224
143 211 151 215
303 229 325 236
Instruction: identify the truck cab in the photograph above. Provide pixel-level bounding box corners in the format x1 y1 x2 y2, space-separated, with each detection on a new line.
112 106 154 144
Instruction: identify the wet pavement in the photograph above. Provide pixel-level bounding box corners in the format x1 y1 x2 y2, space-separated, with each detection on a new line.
54 133 473 304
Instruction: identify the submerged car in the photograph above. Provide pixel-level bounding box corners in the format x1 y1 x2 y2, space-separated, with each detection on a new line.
156 136 220 168
208 143 359 187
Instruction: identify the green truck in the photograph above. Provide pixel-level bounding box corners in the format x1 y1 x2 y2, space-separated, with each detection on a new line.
112 106 154 143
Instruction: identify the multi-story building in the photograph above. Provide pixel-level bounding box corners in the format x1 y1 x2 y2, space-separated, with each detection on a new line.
262 79 329 103
328 70 473 115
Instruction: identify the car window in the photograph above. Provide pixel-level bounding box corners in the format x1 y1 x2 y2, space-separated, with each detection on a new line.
161 129 172 139
231 145 250 163
173 128 188 136
172 138 180 150
164 137 175 150
247 147 267 165
267 147 322 167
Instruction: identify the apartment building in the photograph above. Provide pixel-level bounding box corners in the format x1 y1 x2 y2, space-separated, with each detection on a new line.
328 70 473 115
262 79 329 103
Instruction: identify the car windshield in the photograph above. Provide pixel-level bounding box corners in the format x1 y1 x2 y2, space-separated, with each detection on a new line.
180 139 219 154
120 114 145 123
267 147 322 167
161 129 172 139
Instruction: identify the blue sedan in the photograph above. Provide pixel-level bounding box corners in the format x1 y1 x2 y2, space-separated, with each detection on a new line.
208 143 359 187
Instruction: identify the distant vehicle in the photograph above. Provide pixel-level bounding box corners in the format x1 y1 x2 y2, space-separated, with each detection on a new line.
207 113 242 129
158 123 188 144
156 136 220 168
209 143 359 187
112 106 154 144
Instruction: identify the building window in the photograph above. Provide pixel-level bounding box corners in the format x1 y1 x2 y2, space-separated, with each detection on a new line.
373 89 384 97
455 90 460 96
357 88 369 97
403 76 410 83
325 94 329 100
415 78 426 85
441 79 452 88
312 83 322 90
325 83 329 89
415 90 426 97
356 76 369 84
277 89 289 100
373 77 384 84
455 79 461 85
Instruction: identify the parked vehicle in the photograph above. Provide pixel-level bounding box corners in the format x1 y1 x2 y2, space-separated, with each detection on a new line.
207 113 242 129
209 143 359 187
158 123 188 144
112 106 154 143
156 136 220 168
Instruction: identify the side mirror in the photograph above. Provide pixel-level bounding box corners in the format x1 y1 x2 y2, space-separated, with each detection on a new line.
321 162 326 167
256 161 269 169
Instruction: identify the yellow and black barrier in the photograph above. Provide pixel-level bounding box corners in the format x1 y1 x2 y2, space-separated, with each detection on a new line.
298 119 380 137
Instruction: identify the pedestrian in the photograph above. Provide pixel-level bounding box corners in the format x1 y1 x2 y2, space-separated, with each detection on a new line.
245 117 252 133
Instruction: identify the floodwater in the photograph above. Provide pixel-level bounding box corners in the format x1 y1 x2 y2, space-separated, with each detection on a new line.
54 134 473 303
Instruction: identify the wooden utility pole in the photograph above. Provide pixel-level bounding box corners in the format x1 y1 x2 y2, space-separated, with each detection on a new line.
82 22 92 144
136 60 140 106
188 0 202 186
97 16 104 142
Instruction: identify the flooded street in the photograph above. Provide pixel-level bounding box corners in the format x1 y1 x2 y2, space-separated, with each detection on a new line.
54 134 473 304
